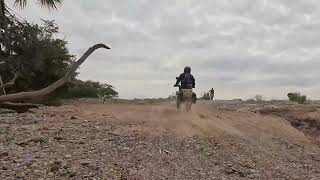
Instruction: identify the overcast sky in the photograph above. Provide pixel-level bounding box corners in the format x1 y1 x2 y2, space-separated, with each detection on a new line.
10 0 320 99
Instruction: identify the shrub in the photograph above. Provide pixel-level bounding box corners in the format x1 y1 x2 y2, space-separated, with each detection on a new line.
59 80 118 99
287 92 306 104
254 95 264 102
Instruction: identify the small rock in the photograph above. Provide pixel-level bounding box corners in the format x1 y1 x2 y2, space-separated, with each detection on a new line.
64 155 72 158
249 173 260 179
0 151 9 158
62 162 70 169
70 116 77 119
247 174 255 179
54 159 64 164
79 160 90 166
16 140 29 147
35 154 42 159
58 169 68 176
33 169 42 174
30 163 38 168
69 170 77 177
0 108 16 114
30 137 47 144
78 140 85 144
42 127 49 130
15 172 26 178
48 172 54 176
213 161 219 165
224 167 235 174
53 136 64 141
50 160 63 173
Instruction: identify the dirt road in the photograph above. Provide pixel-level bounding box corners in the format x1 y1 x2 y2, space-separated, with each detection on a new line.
1 100 320 179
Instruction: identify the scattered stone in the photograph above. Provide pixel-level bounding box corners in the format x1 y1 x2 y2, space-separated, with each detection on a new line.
69 170 77 177
70 116 77 119
77 140 85 144
16 140 29 147
247 174 255 179
33 169 42 174
50 160 63 173
0 151 9 159
62 162 70 169
58 169 68 176
30 137 47 144
41 127 49 130
53 136 64 141
15 172 26 178
0 108 16 114
64 155 72 158
249 169 256 174
79 160 90 166
224 167 235 174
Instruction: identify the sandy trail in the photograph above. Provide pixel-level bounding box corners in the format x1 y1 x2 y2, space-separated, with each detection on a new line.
68 101 309 148
2 100 320 179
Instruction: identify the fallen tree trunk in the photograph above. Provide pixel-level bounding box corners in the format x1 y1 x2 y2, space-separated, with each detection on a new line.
0 102 42 113
0 43 110 102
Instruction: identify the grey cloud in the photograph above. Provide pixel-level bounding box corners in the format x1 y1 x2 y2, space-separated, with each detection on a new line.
13 0 320 99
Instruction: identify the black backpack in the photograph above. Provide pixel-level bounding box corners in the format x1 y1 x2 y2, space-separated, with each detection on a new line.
181 73 193 88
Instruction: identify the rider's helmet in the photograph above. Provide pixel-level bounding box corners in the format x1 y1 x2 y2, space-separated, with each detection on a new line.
184 66 191 73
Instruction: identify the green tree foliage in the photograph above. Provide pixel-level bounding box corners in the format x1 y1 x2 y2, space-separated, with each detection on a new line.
287 92 306 104
0 16 117 99
1 17 74 93
13 0 63 9
61 80 118 99
1 0 63 29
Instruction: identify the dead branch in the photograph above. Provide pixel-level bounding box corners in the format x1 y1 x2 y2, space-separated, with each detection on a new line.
0 43 110 102
0 102 42 113
0 72 20 89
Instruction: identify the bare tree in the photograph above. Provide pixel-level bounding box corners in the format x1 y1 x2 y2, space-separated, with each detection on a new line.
0 43 110 103
254 94 263 102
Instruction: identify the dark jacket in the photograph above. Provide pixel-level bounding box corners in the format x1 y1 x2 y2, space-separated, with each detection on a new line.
175 73 195 89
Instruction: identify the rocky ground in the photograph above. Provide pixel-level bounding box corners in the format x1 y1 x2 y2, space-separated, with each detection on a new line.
0 99 320 179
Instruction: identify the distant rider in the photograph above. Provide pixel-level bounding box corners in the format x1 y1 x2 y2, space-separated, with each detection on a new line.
209 88 215 100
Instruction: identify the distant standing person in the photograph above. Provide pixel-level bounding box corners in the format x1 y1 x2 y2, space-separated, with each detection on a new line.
209 88 215 100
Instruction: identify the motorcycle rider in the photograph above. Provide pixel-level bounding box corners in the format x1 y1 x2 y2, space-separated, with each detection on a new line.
174 66 195 110
209 88 215 100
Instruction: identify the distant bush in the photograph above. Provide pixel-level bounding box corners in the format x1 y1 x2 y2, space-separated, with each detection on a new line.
254 95 264 102
59 80 118 99
168 93 177 99
287 92 306 104
245 98 256 103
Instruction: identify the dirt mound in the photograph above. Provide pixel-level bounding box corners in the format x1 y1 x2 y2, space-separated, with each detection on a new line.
1 100 320 179
257 106 320 144
88 102 309 148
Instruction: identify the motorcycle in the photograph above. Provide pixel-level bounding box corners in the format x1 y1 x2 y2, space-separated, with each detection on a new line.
174 78 197 111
